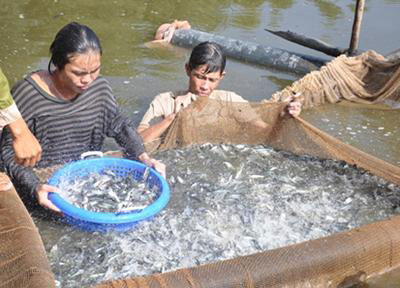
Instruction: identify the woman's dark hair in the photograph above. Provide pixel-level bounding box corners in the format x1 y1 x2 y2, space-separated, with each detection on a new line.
188 41 226 74
48 22 102 73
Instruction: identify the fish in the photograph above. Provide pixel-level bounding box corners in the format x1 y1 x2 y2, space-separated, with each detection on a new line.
57 169 160 213
46 143 400 288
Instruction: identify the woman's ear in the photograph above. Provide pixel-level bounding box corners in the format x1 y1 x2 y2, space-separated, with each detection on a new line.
219 71 226 80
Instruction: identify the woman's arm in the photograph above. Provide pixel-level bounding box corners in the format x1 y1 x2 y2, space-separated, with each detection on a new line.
107 109 166 177
2 135 61 212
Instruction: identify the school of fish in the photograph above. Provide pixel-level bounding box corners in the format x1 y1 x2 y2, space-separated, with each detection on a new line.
40 144 400 288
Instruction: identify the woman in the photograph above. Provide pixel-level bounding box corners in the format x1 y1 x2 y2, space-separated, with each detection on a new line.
1 22 165 212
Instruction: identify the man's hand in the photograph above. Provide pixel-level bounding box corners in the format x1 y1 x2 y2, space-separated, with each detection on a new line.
35 184 62 213
287 100 302 117
0 173 12 191
138 152 166 179
8 118 42 167
284 92 303 117
174 96 190 113
165 112 177 124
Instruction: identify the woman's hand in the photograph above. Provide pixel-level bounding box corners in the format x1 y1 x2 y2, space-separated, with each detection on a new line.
35 184 62 213
138 152 166 179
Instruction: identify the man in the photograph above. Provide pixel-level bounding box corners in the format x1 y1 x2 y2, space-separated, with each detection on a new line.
0 68 42 191
138 41 301 143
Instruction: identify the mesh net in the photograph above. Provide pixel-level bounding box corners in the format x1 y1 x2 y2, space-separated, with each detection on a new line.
95 215 400 288
144 50 400 186
96 50 400 287
271 50 400 107
3 50 400 287
0 173 56 288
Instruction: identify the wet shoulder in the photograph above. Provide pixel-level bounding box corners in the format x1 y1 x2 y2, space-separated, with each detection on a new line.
11 72 43 103
83 76 114 101
11 73 34 94
210 90 248 103
91 76 113 93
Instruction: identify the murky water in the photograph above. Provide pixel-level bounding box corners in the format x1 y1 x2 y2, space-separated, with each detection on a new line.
1 1 400 108
34 144 400 287
302 102 400 166
2 1 400 286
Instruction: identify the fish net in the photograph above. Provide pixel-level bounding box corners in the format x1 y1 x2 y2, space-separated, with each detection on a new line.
2 50 400 288
0 173 56 288
95 50 400 287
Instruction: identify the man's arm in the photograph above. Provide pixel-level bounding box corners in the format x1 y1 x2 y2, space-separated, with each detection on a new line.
137 94 178 143
1 128 41 195
8 118 42 167
0 68 42 167
137 113 176 143
0 68 14 110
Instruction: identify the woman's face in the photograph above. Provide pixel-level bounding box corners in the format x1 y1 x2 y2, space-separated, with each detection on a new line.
59 51 101 95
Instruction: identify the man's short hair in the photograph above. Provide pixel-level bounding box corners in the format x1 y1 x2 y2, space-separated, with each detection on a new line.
188 42 226 74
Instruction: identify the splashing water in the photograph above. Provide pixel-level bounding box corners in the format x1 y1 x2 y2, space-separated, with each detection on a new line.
42 144 400 287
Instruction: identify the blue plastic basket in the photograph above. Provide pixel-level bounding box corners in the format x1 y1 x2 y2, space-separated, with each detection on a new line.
48 158 170 232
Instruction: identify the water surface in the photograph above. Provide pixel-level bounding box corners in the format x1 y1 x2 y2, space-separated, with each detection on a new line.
1 1 400 286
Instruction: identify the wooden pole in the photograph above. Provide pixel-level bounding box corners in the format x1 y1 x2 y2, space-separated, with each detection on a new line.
348 0 365 55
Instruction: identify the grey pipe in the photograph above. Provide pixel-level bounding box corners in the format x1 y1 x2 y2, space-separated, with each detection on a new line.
171 29 327 75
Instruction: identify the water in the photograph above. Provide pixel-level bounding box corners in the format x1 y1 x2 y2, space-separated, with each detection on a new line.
37 144 400 287
1 1 400 110
302 103 400 166
2 1 400 286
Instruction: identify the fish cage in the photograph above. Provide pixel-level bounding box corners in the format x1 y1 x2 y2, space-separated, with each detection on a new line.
94 50 400 287
2 49 400 287
0 174 56 288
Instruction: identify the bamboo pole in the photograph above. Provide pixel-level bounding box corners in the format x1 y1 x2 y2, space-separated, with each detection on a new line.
348 0 365 55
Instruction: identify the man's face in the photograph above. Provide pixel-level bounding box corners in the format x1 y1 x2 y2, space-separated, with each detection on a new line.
186 64 224 97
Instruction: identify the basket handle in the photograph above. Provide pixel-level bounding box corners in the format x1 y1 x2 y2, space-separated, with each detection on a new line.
80 151 104 160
